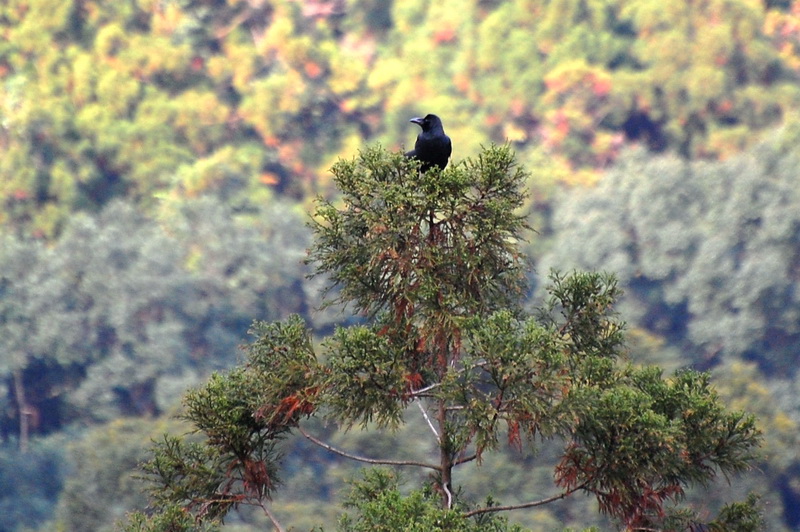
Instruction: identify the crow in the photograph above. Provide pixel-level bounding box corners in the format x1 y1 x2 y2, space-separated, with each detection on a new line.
405 114 452 172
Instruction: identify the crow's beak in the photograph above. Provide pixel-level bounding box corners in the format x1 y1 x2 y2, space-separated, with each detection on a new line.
409 117 424 125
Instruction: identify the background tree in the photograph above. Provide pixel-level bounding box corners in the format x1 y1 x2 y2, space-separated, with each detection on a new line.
50 418 173 532
126 146 762 531
5 0 800 236
0 435 65 532
541 129 800 378
0 0 371 236
0 196 312 443
0 233 76 449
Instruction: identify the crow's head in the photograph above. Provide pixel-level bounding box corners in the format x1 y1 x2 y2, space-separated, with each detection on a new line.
409 114 444 132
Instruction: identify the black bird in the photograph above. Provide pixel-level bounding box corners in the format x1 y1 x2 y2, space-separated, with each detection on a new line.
404 114 452 172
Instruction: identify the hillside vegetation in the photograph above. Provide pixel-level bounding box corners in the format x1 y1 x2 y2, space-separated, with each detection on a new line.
1 1 800 530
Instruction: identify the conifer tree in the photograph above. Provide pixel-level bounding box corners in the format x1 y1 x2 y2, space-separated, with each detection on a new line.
124 146 762 531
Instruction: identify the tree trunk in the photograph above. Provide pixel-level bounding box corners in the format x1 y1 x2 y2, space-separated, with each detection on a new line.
13 370 29 453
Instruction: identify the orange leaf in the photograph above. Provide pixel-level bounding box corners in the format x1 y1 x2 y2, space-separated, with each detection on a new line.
433 26 457 44
259 172 280 186
304 61 323 79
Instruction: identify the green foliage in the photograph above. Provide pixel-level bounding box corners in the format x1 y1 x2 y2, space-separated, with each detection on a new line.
712 493 766 531
559 367 760 528
647 493 765 532
456 310 572 455
337 469 523 532
0 0 365 235
0 234 59 374
0 196 311 441
134 316 322 527
6 0 800 235
244 317 321 431
144 435 247 522
539 271 625 369
51 418 179 532
310 144 530 319
312 144 531 431
120 504 220 532
3 2 798 529
0 437 66 532
324 325 408 429
541 134 800 527
128 146 763 531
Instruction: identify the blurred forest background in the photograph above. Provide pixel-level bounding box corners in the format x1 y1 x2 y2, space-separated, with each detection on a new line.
2 0 800 530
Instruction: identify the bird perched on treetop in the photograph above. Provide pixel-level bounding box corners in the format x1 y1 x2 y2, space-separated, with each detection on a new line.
405 114 452 172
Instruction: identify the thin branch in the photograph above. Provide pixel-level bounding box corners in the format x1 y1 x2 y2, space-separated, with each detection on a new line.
416 400 440 442
409 381 441 396
298 426 439 471
408 360 489 399
462 483 587 518
258 500 286 532
410 360 487 399
453 453 478 466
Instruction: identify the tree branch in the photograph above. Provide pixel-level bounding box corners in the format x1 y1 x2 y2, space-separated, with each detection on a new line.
462 483 587 518
453 452 478 466
409 381 441 396
298 426 439 471
416 400 440 442
257 500 286 532
408 360 489 400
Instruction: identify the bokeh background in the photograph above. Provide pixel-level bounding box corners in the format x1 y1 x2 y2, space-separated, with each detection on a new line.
1 1 800 530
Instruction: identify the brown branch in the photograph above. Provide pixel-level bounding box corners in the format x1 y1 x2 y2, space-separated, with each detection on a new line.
257 500 287 532
453 453 478 466
298 426 439 471
462 483 587 518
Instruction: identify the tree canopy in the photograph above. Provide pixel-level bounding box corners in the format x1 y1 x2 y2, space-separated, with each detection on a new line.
542 130 800 378
0 197 311 449
4 0 800 235
125 146 762 531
